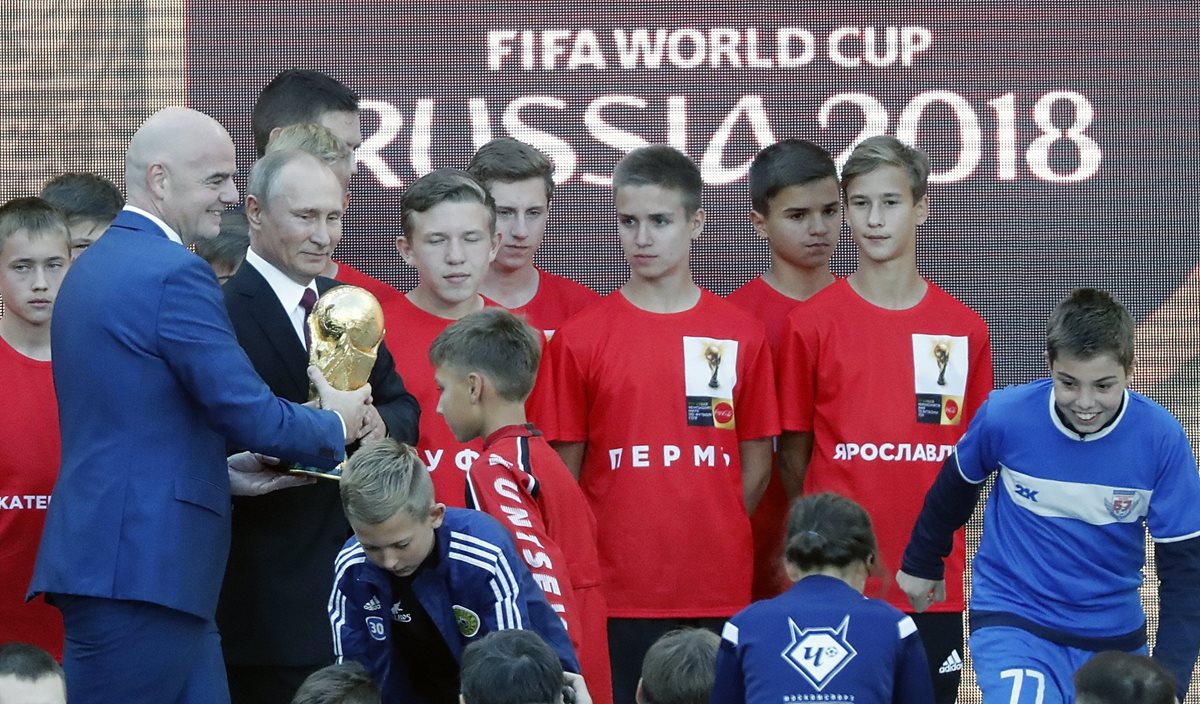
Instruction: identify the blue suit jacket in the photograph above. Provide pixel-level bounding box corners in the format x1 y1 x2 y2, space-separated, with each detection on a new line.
32 209 345 620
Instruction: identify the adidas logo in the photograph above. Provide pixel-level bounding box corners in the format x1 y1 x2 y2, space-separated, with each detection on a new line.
939 649 963 674
363 597 382 612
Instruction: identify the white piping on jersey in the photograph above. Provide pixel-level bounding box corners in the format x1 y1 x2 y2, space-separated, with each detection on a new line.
330 543 369 660
898 615 918 639
954 447 988 485
1154 527 1200 544
1048 387 1129 442
998 465 1150 525
722 621 739 645
449 530 524 629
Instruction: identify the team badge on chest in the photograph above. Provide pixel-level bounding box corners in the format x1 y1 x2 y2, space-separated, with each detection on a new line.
781 615 857 691
912 334 969 425
683 336 739 429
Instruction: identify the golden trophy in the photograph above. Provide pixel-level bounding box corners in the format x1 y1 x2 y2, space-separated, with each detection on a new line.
933 342 950 386
291 285 385 480
704 343 723 389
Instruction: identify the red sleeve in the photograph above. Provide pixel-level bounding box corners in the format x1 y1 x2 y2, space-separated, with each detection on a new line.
465 454 584 655
962 319 994 425
776 308 818 432
544 328 589 442
734 329 781 441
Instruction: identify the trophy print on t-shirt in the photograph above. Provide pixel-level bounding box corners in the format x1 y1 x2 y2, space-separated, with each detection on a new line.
683 336 739 429
912 333 969 425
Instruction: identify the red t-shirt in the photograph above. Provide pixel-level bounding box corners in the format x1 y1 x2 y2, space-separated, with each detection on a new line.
0 336 64 659
509 269 601 337
726 276 818 599
332 260 405 308
465 424 611 704
380 295 484 507
545 289 780 618
776 278 993 612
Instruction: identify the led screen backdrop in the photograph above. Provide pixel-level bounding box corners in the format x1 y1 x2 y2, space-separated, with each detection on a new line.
5 1 1200 699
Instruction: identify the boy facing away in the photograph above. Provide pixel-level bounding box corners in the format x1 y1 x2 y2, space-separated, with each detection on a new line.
330 438 579 703
900 288 1200 702
0 198 70 660
430 308 612 704
726 139 841 599
467 138 599 335
775 135 993 702
543 145 779 703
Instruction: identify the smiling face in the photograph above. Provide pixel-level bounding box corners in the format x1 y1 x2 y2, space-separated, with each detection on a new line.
1050 351 1130 434
615 184 704 285
160 133 239 246
351 504 445 577
0 228 69 328
844 164 927 266
488 178 549 274
398 200 499 313
752 177 841 271
247 160 344 285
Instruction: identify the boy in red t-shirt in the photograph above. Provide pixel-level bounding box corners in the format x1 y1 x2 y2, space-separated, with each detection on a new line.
726 139 841 599
544 145 780 704
380 169 500 507
0 197 71 660
776 135 993 703
429 307 612 704
467 138 600 335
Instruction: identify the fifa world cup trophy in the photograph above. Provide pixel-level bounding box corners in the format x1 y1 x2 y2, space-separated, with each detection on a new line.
933 342 950 386
294 285 385 479
705 343 723 389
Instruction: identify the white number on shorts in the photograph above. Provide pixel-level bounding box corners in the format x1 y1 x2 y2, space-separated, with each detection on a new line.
1000 668 1046 704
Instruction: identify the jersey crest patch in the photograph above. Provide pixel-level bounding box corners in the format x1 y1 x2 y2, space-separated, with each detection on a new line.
1106 489 1140 520
454 605 481 637
682 336 739 429
781 615 857 690
912 334 969 425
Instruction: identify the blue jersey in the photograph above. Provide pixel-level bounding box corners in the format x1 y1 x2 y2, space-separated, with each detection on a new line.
711 575 932 703
958 379 1200 640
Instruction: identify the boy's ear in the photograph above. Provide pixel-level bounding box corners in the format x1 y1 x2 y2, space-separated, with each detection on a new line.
635 678 646 704
429 502 446 529
749 209 768 240
467 371 485 403
689 207 706 240
915 194 929 226
396 235 414 265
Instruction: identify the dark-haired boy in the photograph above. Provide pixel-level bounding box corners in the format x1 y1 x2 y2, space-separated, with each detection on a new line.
776 135 992 702
636 629 719 704
380 169 500 507
544 145 779 703
0 642 67 704
330 438 579 703
727 139 840 599
900 288 1200 701
1075 651 1177 704
39 172 124 258
195 211 249 284
0 198 69 661
467 138 599 334
460 630 594 704
430 308 611 704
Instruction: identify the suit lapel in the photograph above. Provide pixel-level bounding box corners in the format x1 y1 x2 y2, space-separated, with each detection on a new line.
228 263 311 397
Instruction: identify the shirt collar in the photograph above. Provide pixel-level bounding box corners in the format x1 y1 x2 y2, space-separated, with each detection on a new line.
1048 386 1128 442
124 205 183 246
244 248 318 314
482 423 540 450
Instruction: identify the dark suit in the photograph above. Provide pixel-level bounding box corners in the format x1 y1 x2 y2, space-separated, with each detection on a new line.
217 261 419 704
32 209 346 704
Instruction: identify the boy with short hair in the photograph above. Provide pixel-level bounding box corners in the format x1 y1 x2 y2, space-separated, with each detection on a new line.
380 169 500 507
330 438 579 703
900 288 1200 701
430 308 611 704
195 211 249 284
0 197 70 660
467 138 599 334
0 642 67 704
459 630 593 704
544 145 779 703
291 662 381 704
776 135 993 702
727 139 841 599
1074 651 1177 704
635 629 720 704
39 172 124 258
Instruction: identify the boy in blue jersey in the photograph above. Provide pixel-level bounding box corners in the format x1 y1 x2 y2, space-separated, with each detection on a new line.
899 288 1200 702
329 439 580 703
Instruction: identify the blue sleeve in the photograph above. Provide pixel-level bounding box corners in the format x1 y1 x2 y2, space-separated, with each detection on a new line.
1147 422 1200 542
893 618 934 703
158 257 344 467
710 621 746 704
900 452 985 580
1153 536 1200 697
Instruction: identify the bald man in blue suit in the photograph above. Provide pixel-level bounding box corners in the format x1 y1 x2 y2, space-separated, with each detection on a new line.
31 107 373 704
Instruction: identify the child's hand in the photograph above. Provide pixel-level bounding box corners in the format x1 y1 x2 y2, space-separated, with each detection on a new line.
896 569 945 613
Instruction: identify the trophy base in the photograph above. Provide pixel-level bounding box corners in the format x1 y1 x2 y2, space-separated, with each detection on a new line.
287 463 345 480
